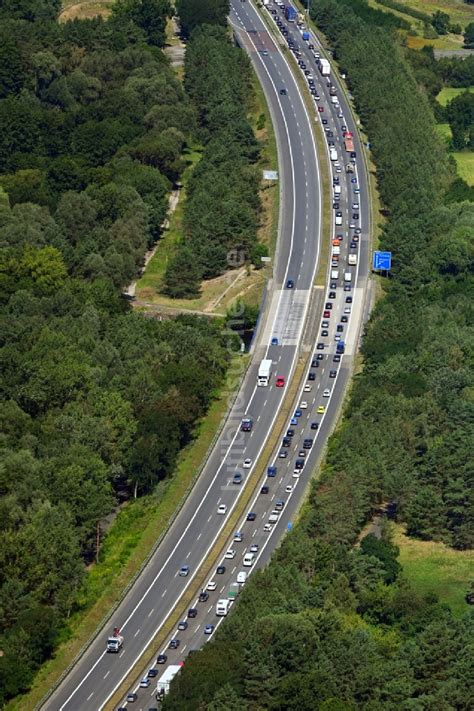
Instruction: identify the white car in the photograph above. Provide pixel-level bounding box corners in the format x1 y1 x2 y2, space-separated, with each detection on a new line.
344 307 351 314
217 504 227 515
285 484 293 493
292 470 301 478
225 549 236 559
263 523 272 532
323 388 331 397
139 677 150 688
300 401 308 409
243 553 255 567
237 571 247 584
304 384 312 392
352 202 359 209
207 580 217 591
243 458 252 469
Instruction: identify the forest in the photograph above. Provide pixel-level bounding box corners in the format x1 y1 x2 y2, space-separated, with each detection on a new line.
164 0 474 707
163 24 263 297
0 0 243 702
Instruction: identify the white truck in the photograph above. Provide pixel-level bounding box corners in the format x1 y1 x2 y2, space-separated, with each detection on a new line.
329 148 338 161
156 664 182 699
344 272 352 282
318 58 330 76
333 185 341 198
216 598 231 616
106 627 124 653
258 358 272 386
348 254 357 266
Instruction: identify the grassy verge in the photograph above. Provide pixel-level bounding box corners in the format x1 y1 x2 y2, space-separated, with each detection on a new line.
8 353 248 711
393 524 474 617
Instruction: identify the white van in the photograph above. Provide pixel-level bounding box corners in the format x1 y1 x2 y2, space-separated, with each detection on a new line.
334 185 341 197
329 148 338 161
348 253 357 266
333 246 340 256
243 553 255 567
331 269 339 280
268 511 279 524
330 95 338 105
344 272 352 282
335 215 342 226
216 599 230 616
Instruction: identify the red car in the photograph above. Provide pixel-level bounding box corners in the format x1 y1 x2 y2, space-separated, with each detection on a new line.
276 376 285 387
318 106 324 113
323 310 331 318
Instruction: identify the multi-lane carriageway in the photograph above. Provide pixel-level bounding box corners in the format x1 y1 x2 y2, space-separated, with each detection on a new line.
42 2 370 709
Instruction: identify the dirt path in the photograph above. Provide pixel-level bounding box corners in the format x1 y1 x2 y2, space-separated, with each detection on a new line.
124 188 181 299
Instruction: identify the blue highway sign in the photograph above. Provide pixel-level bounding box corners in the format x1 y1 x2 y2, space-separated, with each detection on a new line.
373 251 392 271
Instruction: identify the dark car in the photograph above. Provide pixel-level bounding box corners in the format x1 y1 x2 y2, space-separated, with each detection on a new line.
333 202 339 210
352 213 359 220
247 512 257 521
316 343 325 350
350 241 357 249
216 565 226 574
311 358 320 367
346 296 353 303
282 437 291 447
337 324 344 332
287 428 295 437
323 310 330 318
280 88 287 95
311 422 319 430
260 485 269 494
329 370 337 378
188 608 198 618
344 284 352 292
157 654 167 664
286 278 294 288
147 668 158 678
333 354 341 362
321 117 327 124
168 639 180 649
325 302 333 309
232 472 243 485
308 372 316 381
329 291 336 299
303 438 313 449
341 315 348 323
317 353 324 360
198 591 209 602
279 450 288 458
178 620 188 631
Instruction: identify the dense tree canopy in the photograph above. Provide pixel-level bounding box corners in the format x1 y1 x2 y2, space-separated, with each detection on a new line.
0 0 235 702
163 25 262 296
175 0 230 38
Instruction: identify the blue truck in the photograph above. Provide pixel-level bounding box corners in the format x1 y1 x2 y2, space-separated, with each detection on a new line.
336 341 345 354
302 30 310 41
285 6 297 22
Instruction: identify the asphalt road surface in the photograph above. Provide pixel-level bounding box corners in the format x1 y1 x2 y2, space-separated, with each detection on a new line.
115 3 371 706
43 3 325 711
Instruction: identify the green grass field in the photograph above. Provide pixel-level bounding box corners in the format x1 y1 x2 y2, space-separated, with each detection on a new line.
436 86 474 107
399 0 473 28
393 525 474 617
452 151 474 186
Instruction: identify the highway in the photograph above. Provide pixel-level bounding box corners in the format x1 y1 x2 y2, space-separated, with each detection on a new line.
42 2 323 710
114 2 371 706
